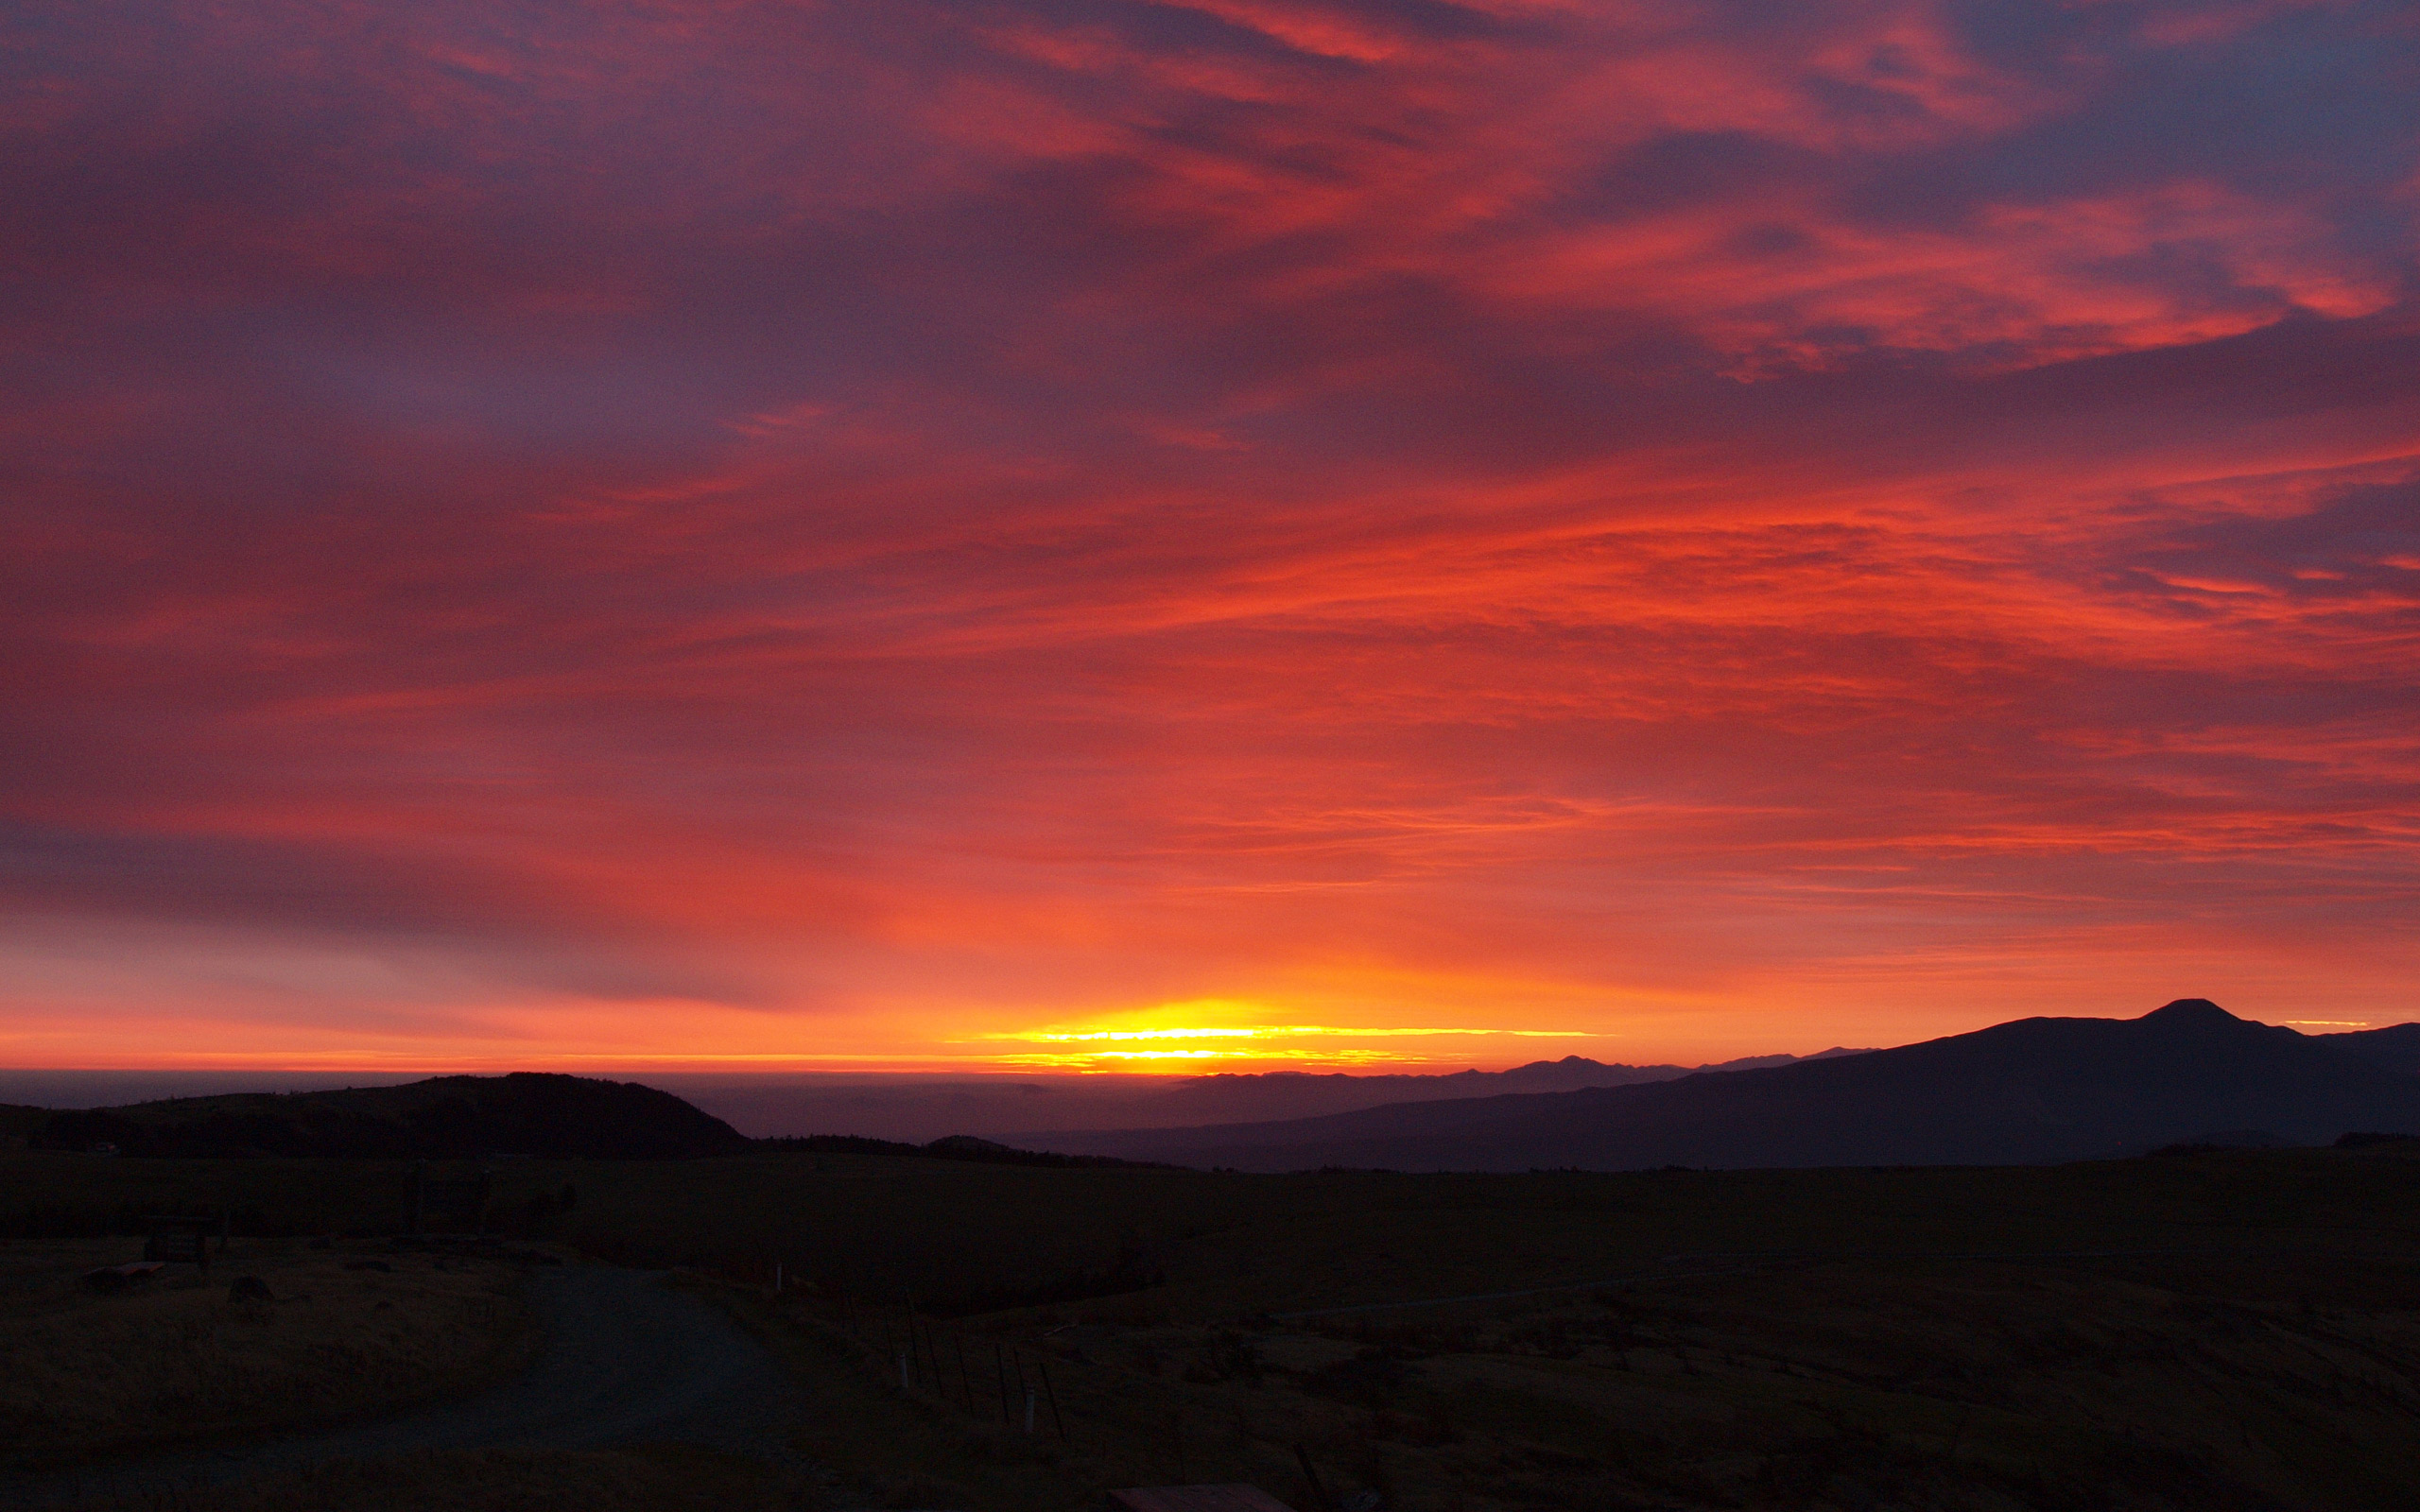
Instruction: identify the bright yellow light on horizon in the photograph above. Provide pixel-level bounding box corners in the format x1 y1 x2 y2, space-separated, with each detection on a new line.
982 1025 1589 1043
960 1001 1602 1071
992 1047 1444 1068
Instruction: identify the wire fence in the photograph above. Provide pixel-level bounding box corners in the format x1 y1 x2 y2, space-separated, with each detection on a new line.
711 1259 1071 1442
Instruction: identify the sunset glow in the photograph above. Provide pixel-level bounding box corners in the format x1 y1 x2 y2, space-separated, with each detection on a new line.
3 2 2417 1074
973 1012 1602 1069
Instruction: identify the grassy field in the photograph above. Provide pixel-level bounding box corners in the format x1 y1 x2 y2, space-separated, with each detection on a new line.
9 1143 2420 1508
80 1445 821 1512
0 1234 535 1472
688 1145 2420 1512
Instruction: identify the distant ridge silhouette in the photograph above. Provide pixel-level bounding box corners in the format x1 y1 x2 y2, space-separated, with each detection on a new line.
27 1073 748 1160
979 1047 1876 1143
1018 1002 2420 1172
2319 1022 2420 1073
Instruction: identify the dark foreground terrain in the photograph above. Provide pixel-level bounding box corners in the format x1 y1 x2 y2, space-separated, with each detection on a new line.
9 1137 2420 1509
1 1265 805 1508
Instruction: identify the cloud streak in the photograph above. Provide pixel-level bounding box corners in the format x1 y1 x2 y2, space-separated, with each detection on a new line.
2 0 2416 1067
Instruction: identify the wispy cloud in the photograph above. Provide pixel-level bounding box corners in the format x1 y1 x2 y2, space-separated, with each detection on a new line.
3 1 2417 1066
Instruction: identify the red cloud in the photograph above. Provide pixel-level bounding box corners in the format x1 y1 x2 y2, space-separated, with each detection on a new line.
2 0 2417 1067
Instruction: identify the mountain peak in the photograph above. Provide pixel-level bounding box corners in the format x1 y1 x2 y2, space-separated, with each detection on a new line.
2141 998 2238 1024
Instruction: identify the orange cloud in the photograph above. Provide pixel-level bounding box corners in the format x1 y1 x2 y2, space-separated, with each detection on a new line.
2 0 2417 1071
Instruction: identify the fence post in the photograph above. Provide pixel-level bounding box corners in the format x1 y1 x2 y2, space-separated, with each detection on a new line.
1039 1358 1066 1441
1294 1444 1336 1512
915 1310 945 1402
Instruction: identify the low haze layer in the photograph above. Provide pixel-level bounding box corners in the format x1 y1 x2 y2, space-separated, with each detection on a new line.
4 2 2417 1070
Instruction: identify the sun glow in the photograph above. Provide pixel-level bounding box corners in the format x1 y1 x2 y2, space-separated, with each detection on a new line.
8 0 2416 1076
985 1025 1592 1043
964 1005 1603 1070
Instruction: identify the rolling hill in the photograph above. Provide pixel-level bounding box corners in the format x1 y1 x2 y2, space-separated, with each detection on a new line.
26 1073 748 1160
1017 1000 2420 1172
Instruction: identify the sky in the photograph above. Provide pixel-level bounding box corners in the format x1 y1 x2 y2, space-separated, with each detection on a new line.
2 0 2416 1075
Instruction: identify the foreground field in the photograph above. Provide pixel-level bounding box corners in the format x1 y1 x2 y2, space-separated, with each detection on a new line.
9 1143 2420 1508
0 1236 533 1470
80 1445 817 1512
959 1249 2420 1510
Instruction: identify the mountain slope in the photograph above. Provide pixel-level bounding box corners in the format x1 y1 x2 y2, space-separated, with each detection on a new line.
2322 1022 2420 1074
30 1074 748 1159
1021 1002 2420 1172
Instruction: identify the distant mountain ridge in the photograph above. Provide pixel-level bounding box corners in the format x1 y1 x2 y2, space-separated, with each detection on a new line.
1130 1046 1880 1105
0 1049 1895 1154
2319 1022 2420 1073
14 1007 2411 1169
980 1047 1876 1143
1016 1002 2420 1172
612 1048 1883 1142
26 1073 748 1160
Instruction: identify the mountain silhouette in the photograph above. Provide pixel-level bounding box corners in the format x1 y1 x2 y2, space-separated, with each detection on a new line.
2320 1022 2420 1074
1019 1002 2420 1172
31 1073 748 1160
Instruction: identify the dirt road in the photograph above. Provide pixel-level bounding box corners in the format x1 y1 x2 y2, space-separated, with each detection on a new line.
7 1265 801 1507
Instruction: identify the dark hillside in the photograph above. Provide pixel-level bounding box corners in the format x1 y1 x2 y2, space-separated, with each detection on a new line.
12 1137 2420 1510
2322 1022 2420 1073
28 1074 746 1160
1030 1001 2420 1172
